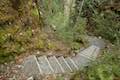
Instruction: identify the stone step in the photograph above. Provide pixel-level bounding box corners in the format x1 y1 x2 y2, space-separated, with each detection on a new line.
72 55 90 69
22 55 41 77
48 56 64 73
58 56 73 73
78 45 100 60
65 57 79 71
38 56 54 74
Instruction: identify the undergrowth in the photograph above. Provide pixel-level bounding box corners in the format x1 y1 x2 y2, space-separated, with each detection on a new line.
70 0 120 79
0 25 58 63
71 46 120 80
44 0 87 50
93 12 120 44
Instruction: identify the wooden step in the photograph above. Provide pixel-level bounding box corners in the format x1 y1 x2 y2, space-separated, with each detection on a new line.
86 36 105 49
58 56 73 73
78 45 100 60
22 43 103 76
65 57 79 71
48 56 64 73
38 56 54 74
72 55 90 69
22 55 41 76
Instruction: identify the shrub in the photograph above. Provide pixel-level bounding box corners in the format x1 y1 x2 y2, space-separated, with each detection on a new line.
82 0 120 44
47 11 87 49
93 12 120 44
0 0 16 24
72 46 120 80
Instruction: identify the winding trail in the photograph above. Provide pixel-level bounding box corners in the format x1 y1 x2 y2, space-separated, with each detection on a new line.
22 36 105 77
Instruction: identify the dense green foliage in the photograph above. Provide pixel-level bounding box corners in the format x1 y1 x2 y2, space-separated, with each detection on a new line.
0 0 120 79
0 0 54 63
82 0 120 44
42 0 87 50
70 0 120 80
42 1 120 80
93 12 120 44
71 46 120 80
0 26 45 63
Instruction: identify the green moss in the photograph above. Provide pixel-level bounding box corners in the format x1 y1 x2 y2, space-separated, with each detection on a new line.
35 39 45 49
47 42 56 50
0 0 46 64
0 49 14 63
31 8 39 17
71 42 81 50
0 26 45 63
0 30 7 45
25 27 33 37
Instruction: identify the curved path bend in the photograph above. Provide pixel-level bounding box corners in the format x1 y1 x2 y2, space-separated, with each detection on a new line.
22 37 105 77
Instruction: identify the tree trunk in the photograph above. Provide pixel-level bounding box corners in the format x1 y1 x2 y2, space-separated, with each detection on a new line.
68 0 85 28
35 0 44 27
64 0 75 17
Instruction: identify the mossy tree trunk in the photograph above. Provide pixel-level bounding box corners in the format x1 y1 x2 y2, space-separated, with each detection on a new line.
34 0 44 27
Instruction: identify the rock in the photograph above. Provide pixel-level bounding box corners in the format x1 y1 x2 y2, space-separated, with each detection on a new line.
27 76 34 80
36 51 40 55
15 65 23 69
